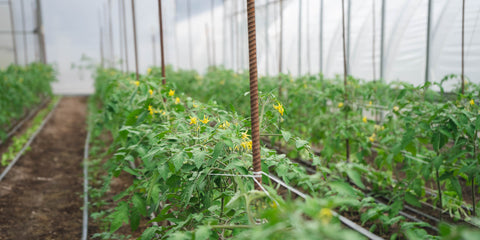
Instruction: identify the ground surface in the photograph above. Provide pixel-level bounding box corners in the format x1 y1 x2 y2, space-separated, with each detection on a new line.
0 97 87 240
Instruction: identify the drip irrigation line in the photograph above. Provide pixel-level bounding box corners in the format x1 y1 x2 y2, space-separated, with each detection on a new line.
0 98 61 182
0 97 49 146
81 131 91 240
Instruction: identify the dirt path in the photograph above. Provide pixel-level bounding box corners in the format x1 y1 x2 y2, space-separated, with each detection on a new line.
0 97 87 240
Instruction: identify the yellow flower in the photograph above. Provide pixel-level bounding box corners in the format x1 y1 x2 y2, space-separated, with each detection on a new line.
241 130 250 140
193 101 198 108
273 103 284 116
169 89 175 96
219 80 225 85
241 141 253 150
134 81 140 86
220 121 230 129
338 102 344 108
149 89 153 96
369 133 376 142
470 99 475 106
362 116 367 123
200 115 210 124
393 106 399 112
175 97 180 104
189 117 198 125
318 208 333 224
368 101 372 106
147 68 152 75
148 105 154 116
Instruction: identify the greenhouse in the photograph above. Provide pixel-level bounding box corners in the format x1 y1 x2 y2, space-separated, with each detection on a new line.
0 0 480 239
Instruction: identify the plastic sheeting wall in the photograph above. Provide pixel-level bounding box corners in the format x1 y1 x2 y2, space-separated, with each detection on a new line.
174 0 480 90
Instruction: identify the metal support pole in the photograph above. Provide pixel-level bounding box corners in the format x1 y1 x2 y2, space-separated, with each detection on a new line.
347 0 351 75
461 0 465 94
99 11 105 68
372 0 376 81
187 0 193 69
36 0 47 64
223 0 227 66
278 0 283 97
152 34 157 66
131 0 139 80
108 0 114 67
298 0 302 76
158 0 166 84
425 0 432 84
341 0 350 162
380 0 385 80
118 0 124 72
306 0 310 74
265 0 269 76
8 0 18 65
246 0 262 190
206 24 212 67
319 0 323 76
211 0 216 67
121 0 129 72
20 0 28 65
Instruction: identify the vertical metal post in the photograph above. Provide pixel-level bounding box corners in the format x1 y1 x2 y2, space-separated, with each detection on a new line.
341 0 350 162
380 0 385 80
121 0 129 72
372 0 376 81
206 24 212 67
298 0 302 76
211 0 216 67
118 0 124 72
187 0 193 69
461 0 465 94
278 0 283 97
99 11 105 68
425 0 432 84
265 0 269 76
223 0 227 66
347 0 351 75
131 0 139 80
152 34 157 66
8 0 18 65
246 0 262 189
108 0 115 67
306 0 310 74
158 0 166 84
20 0 28 65
319 0 323 76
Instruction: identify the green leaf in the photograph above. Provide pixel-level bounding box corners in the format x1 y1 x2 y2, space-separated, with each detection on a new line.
281 130 292 142
109 201 129 232
404 192 421 207
123 166 140 177
194 150 206 169
132 194 147 216
295 139 309 150
328 181 357 196
171 152 184 172
449 177 463 199
346 168 365 189
194 226 211 240
141 227 158 240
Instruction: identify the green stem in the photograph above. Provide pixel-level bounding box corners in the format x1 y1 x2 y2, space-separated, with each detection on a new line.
435 167 443 220
209 225 253 229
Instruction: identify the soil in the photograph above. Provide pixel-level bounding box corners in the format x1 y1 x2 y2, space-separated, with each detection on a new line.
0 97 87 240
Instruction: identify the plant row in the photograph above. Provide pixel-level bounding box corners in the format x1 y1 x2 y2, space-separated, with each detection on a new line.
87 68 480 239
0 63 56 140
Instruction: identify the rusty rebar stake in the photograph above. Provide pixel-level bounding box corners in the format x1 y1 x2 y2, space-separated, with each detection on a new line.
246 0 262 189
131 0 139 81
158 0 166 84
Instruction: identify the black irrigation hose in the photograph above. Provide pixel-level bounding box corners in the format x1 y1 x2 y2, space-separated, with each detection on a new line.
0 97 61 182
81 131 90 240
0 97 50 146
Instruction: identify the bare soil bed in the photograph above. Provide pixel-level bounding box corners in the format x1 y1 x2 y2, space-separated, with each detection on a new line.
0 97 87 240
